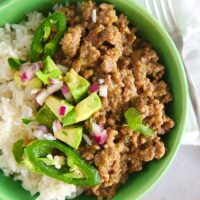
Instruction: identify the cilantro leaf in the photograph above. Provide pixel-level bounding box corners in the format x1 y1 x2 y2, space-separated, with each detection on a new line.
21 118 34 125
136 124 154 136
124 107 142 130
12 139 24 163
8 58 26 71
124 107 154 136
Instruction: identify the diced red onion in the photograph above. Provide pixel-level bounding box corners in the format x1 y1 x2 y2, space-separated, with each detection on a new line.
36 81 63 106
82 134 92 146
56 120 62 129
61 84 73 102
92 9 97 23
56 64 69 73
47 81 63 93
52 120 63 133
20 62 40 83
36 125 48 133
49 78 60 84
88 83 99 93
35 90 48 106
94 130 107 145
31 88 41 95
91 122 106 145
58 105 67 116
98 79 105 84
91 122 104 135
64 92 73 102
61 84 69 94
21 72 28 82
99 85 107 97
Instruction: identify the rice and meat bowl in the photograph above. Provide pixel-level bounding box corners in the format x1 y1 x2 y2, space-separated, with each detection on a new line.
0 1 174 200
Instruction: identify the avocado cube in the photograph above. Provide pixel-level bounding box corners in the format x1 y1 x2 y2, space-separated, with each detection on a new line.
36 56 62 84
14 72 42 89
35 105 57 129
45 96 74 121
74 92 102 122
54 126 83 149
64 69 90 103
62 110 78 126
43 56 58 73
14 71 24 87
26 77 43 89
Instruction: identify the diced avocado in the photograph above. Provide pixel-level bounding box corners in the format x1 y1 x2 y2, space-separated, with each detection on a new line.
54 126 83 149
43 56 59 74
74 93 102 122
26 77 42 89
14 71 24 87
36 56 62 84
62 110 78 126
45 96 74 121
14 72 42 89
36 70 61 85
64 69 90 103
35 105 57 129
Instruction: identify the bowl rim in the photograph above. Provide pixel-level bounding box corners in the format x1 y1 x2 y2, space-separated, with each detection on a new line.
114 0 188 199
0 0 188 200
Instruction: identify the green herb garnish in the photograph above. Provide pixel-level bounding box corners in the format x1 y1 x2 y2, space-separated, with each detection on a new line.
21 118 34 125
8 58 26 70
12 139 24 163
124 107 153 136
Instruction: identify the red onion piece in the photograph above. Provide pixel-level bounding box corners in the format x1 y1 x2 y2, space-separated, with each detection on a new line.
52 120 63 133
92 9 97 23
56 120 62 129
56 64 69 73
49 78 60 84
98 79 105 84
36 81 63 106
89 83 99 93
61 84 69 94
61 84 73 102
20 62 40 83
91 122 106 145
99 85 107 97
58 105 67 116
31 88 41 95
21 73 28 82
91 122 104 135
94 130 107 145
36 125 48 133
64 92 73 102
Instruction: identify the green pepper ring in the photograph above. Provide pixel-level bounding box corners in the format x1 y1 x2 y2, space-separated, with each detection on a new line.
30 12 67 62
24 140 101 186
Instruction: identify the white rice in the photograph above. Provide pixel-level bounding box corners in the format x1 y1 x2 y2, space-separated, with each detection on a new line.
0 12 83 200
82 134 92 146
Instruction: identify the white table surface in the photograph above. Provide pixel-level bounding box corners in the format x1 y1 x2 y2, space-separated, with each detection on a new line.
142 146 200 200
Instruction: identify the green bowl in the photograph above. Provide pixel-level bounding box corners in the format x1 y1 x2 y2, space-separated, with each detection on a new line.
0 0 188 199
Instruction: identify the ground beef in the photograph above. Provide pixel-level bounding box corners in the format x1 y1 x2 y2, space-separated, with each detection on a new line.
56 1 175 199
61 25 82 58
